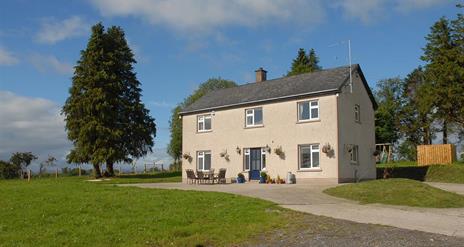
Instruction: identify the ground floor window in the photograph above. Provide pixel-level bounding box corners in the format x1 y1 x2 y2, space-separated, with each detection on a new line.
350 145 359 164
299 144 320 169
197 151 211 171
244 148 266 171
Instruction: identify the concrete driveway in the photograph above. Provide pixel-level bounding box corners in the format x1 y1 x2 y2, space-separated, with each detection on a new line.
121 182 464 238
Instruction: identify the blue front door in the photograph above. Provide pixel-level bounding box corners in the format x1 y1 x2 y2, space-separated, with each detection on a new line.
249 148 261 180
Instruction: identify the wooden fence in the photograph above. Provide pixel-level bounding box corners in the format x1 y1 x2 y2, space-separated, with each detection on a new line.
417 144 456 166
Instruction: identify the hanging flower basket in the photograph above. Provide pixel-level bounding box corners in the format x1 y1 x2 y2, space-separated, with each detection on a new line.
182 153 192 163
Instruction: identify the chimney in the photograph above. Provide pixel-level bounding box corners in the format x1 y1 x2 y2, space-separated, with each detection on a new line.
255 67 267 82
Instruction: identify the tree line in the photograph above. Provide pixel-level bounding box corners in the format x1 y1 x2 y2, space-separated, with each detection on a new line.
375 6 464 160
0 152 56 179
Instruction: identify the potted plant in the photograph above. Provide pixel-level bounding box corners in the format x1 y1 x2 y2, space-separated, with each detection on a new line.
237 173 245 183
259 171 267 184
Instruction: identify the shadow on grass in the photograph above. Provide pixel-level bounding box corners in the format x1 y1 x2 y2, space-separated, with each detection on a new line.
117 171 181 179
376 166 429 181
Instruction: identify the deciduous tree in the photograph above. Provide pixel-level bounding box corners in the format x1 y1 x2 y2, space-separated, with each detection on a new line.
167 78 236 163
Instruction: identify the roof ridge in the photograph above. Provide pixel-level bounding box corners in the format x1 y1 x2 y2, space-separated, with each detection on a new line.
204 64 355 95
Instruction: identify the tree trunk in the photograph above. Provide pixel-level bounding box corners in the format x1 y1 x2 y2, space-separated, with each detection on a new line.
442 120 448 144
107 161 115 177
424 127 431 145
93 164 102 178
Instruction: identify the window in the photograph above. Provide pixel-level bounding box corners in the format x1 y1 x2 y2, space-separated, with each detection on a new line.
299 144 320 169
245 107 263 127
350 145 359 164
244 149 250 171
197 151 211 171
197 114 212 132
298 100 319 121
354 104 360 122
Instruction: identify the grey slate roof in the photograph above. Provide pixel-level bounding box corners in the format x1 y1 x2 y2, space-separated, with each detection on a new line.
180 64 376 115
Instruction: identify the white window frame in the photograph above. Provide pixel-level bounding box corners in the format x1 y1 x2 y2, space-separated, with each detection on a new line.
297 100 319 122
298 144 320 170
245 107 263 127
244 148 250 171
197 114 212 132
197 151 211 171
350 145 359 164
354 104 360 123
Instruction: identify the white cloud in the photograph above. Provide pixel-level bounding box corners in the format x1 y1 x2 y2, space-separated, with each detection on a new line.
90 0 325 33
331 0 448 24
28 54 74 75
395 0 447 12
0 91 71 164
0 47 19 65
331 0 387 24
36 16 89 44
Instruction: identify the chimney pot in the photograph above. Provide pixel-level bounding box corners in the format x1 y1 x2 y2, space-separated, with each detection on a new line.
255 67 267 82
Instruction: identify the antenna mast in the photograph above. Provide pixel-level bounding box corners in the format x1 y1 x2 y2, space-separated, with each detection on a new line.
348 39 352 93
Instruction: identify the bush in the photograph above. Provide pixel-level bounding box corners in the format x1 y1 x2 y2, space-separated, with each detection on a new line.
0 160 18 179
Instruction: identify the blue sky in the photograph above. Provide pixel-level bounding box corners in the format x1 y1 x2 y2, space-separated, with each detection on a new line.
0 0 460 166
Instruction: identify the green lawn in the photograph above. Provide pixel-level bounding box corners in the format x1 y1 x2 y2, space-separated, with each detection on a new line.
376 161 464 183
93 171 182 184
0 177 290 246
324 178 464 208
426 164 464 183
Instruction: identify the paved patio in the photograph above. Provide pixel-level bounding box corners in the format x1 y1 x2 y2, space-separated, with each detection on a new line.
120 182 464 238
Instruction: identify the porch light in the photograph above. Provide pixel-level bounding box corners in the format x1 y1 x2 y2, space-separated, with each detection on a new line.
265 145 271 153
236 146 241 154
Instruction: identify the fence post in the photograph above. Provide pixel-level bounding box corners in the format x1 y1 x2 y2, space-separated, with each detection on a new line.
78 166 81 177
144 164 147 174
27 169 31 182
55 168 58 179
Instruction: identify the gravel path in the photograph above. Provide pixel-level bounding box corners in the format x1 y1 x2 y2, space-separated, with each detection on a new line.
245 212 464 247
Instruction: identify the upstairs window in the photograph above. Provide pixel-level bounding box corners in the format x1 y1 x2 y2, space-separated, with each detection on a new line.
197 114 212 132
354 104 360 122
298 100 319 121
245 107 263 127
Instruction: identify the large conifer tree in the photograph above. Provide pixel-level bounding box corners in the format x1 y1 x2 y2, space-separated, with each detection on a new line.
421 17 463 143
63 23 156 178
287 48 321 76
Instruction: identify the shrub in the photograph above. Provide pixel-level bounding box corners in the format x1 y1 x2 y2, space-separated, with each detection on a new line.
0 160 18 179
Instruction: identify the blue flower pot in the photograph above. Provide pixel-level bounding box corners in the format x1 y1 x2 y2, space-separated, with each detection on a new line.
259 177 266 183
237 177 245 183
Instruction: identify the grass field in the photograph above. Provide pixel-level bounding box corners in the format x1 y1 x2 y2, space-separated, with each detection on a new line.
324 178 464 208
0 177 290 246
376 161 464 183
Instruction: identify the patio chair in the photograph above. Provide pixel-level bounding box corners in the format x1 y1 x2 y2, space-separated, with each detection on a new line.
214 168 226 184
185 169 198 184
196 170 205 184
207 169 215 184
